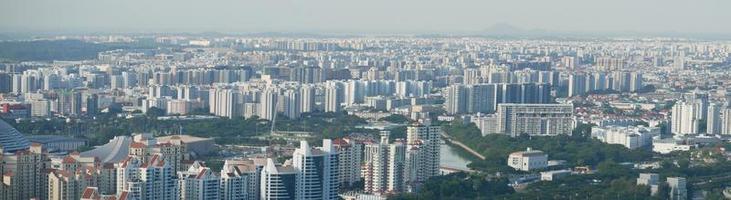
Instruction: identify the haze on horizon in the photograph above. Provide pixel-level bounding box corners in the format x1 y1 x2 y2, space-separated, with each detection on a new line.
1 0 729 35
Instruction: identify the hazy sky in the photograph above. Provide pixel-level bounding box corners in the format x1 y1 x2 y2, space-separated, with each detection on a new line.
1 0 729 34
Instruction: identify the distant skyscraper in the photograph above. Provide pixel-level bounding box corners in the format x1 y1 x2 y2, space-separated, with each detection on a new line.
122 71 138 88
44 74 61 90
444 85 468 115
86 94 99 116
568 74 586 97
630 72 643 92
688 89 709 120
324 82 344 113
707 103 721 135
300 84 316 113
463 69 481 84
467 84 497 114
671 101 700 136
110 75 123 89
282 89 302 119
259 88 279 121
345 80 366 105
210 88 243 118
11 74 22 94
722 108 731 135
0 72 11 93
20 74 37 94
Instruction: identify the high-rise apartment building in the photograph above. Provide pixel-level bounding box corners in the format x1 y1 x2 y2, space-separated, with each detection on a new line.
48 169 93 200
220 159 265 200
178 161 220 200
492 104 574 137
671 101 701 136
325 82 344 113
116 155 179 200
282 89 302 119
332 138 363 187
363 131 406 194
0 144 50 200
260 159 297 200
404 125 441 191
292 140 339 200
707 103 722 134
259 88 279 121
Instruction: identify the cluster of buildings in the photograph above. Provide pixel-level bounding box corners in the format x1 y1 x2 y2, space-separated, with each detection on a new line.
1 34 731 198
671 89 731 136
591 125 660 149
362 125 441 195
0 116 441 199
472 103 574 137
567 72 644 97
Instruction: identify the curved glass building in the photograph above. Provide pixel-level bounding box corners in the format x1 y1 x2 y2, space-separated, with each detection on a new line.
0 120 31 152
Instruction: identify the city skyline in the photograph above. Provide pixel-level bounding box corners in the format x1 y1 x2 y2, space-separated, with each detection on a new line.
1 0 731 198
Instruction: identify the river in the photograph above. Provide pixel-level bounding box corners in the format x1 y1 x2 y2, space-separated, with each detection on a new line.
439 140 473 171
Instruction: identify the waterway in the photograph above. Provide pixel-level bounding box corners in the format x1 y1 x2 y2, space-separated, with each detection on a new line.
439 140 473 171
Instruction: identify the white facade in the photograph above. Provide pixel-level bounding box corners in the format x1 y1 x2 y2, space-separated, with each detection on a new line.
333 138 363 187
496 104 574 137
259 88 279 121
591 125 660 149
178 161 220 200
507 148 548 172
325 82 344 113
363 131 407 194
403 125 440 191
282 89 302 119
116 155 179 200
671 101 700 136
652 138 693 154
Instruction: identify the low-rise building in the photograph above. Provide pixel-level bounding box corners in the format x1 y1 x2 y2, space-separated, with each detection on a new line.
591 125 659 149
652 138 694 154
507 148 548 172
540 169 571 181
27 135 87 152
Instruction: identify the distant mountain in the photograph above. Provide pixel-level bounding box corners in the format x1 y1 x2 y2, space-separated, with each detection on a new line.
480 23 527 36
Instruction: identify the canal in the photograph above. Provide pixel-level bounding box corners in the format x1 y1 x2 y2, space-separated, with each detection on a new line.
439 140 473 171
